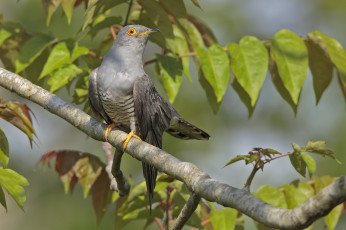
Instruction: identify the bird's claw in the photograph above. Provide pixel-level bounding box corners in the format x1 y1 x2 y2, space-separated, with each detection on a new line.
121 130 141 150
105 123 116 141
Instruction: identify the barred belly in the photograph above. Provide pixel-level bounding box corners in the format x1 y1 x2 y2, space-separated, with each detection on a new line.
101 94 136 130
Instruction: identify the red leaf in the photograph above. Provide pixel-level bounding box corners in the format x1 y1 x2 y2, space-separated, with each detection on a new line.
91 168 111 223
0 99 37 146
39 150 57 167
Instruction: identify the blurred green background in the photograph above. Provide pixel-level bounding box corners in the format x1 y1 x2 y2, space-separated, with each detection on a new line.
0 0 345 229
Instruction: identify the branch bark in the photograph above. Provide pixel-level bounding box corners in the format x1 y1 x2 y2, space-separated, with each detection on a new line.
1 67 345 229
170 193 201 230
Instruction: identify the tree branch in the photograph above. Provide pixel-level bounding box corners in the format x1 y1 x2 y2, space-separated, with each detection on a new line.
170 193 201 230
103 142 118 191
1 67 345 229
111 148 130 196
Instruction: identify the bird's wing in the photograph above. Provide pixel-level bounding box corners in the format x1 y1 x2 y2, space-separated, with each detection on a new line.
88 68 112 124
133 75 176 212
133 75 176 147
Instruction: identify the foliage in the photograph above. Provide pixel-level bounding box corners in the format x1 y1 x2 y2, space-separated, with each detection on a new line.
224 140 340 178
0 0 346 229
0 99 35 211
1 0 346 115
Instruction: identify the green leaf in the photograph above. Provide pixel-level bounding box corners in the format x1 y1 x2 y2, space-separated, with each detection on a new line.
39 41 88 79
140 0 174 39
305 36 334 104
88 16 122 37
314 176 335 193
74 157 102 198
301 152 316 178
325 204 343 230
183 20 205 50
314 176 342 230
0 32 31 72
82 0 124 30
155 53 183 103
47 64 82 92
230 73 255 117
197 44 229 102
190 0 201 8
42 0 62 26
0 22 22 47
0 167 29 210
308 31 346 101
73 75 89 105
227 36 268 107
198 69 222 113
155 174 174 191
269 56 298 113
188 15 217 46
289 152 307 177
0 186 6 211
39 42 71 79
223 155 247 167
0 127 9 167
159 0 188 28
296 182 315 199
270 29 308 105
169 25 191 81
262 148 282 155
303 140 340 163
256 185 287 208
210 207 238 230
15 34 56 73
61 0 77 24
283 182 314 209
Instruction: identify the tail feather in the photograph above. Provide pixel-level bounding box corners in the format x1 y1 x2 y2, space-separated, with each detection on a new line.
142 162 157 213
166 116 210 140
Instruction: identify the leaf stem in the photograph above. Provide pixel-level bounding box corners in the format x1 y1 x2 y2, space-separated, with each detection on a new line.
244 160 260 191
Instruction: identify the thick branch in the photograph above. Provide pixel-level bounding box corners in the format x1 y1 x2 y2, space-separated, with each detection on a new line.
1 67 346 229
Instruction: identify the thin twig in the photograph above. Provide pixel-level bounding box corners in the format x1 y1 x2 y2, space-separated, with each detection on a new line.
244 160 260 191
170 193 201 230
155 217 165 230
88 50 103 60
143 58 157 66
123 0 134 26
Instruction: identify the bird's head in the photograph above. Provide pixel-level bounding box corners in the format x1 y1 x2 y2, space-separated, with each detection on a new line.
115 25 160 49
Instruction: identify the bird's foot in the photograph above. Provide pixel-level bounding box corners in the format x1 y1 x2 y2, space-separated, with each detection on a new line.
105 123 116 141
121 130 141 150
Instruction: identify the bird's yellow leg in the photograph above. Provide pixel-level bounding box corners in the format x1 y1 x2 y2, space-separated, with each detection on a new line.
105 123 116 141
121 130 141 150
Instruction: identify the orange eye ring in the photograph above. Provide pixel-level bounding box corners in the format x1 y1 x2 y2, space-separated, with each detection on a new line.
127 28 136 36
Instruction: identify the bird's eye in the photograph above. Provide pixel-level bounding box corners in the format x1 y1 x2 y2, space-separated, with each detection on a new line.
127 28 136 36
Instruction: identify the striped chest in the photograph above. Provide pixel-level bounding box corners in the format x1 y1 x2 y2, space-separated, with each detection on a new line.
101 93 136 130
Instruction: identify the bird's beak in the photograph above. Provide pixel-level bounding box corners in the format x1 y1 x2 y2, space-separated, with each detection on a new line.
137 28 160 37
149 28 160 33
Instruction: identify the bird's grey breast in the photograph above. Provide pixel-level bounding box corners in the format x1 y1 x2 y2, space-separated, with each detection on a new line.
96 62 137 130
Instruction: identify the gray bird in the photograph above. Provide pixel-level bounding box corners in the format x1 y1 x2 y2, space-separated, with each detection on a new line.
88 25 209 212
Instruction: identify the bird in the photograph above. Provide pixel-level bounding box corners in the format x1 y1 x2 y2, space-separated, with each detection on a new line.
88 25 210 212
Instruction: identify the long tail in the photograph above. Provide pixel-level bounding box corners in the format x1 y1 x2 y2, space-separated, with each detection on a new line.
166 116 210 140
142 162 157 214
